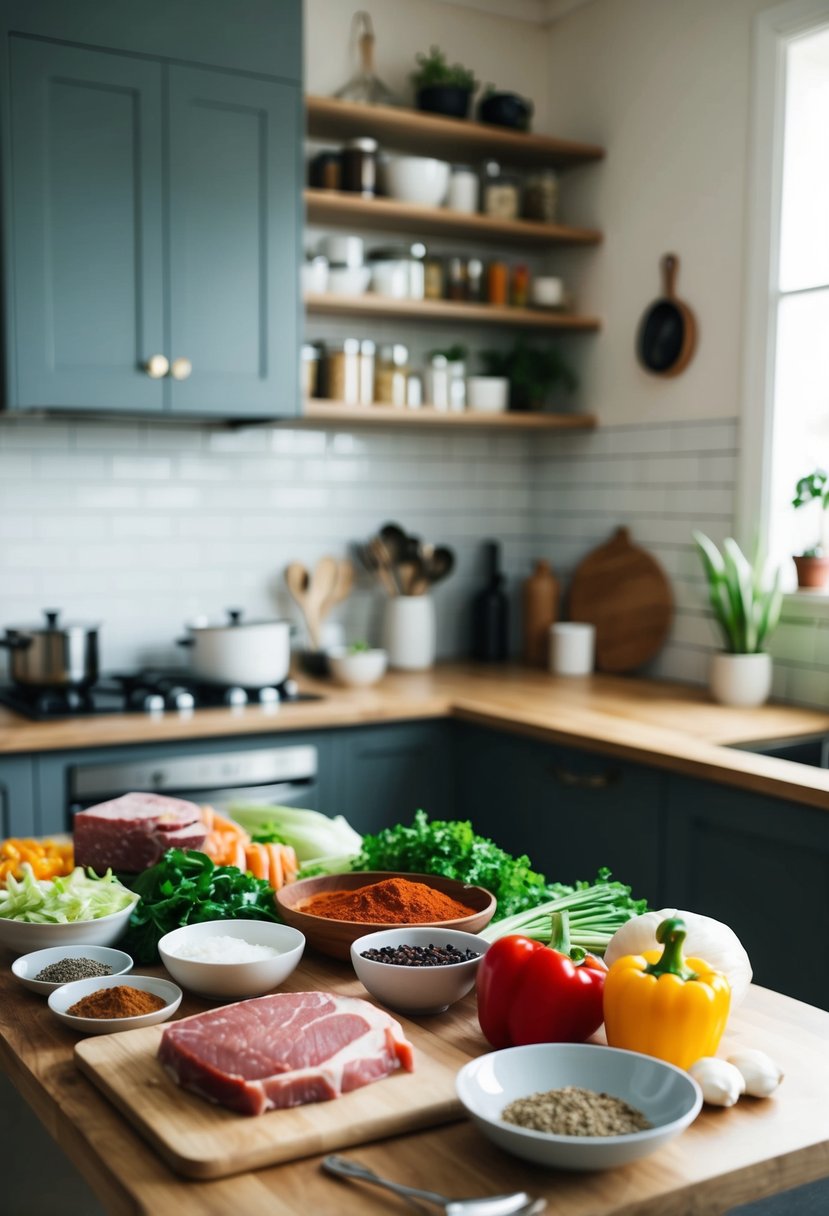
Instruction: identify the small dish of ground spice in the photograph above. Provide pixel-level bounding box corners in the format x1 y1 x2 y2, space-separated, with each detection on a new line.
276 870 496 962
47 973 182 1035
12 944 134 996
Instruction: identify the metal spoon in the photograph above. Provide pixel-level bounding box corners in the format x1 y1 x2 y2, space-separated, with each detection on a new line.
322 1155 546 1215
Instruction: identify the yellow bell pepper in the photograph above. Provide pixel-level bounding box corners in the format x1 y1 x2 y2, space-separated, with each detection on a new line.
603 916 731 1070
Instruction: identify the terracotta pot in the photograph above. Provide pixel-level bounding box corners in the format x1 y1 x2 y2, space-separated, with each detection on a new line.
793 555 829 589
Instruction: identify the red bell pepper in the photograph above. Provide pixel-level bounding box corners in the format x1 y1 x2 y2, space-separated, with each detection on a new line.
476 911 607 1049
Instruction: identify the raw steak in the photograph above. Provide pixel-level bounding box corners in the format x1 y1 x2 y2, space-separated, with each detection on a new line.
73 791 206 873
158 991 415 1115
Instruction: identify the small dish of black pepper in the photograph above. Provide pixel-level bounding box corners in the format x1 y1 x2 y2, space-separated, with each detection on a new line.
350 926 488 1016
12 945 134 995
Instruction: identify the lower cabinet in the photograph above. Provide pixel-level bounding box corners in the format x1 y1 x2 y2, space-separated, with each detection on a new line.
328 721 453 836
0 756 37 837
664 776 829 1011
454 724 663 905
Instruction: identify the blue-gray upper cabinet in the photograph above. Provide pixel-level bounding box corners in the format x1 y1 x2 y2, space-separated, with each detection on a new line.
0 756 36 838
8 39 166 413
3 29 301 418
166 67 300 418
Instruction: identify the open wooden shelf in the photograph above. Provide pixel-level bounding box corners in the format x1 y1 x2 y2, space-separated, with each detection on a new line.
300 400 597 431
305 293 601 331
306 95 605 170
305 189 602 247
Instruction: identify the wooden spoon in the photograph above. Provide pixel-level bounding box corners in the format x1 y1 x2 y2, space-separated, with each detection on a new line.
321 558 355 620
303 557 339 649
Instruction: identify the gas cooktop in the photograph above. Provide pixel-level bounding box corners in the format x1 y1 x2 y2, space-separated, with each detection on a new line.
0 669 323 721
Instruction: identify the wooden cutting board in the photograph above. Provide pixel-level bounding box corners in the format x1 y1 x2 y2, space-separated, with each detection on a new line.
568 527 673 672
75 991 469 1180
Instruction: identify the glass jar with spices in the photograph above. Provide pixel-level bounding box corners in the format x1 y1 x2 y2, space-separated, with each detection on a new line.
446 256 468 302
301 343 320 400
359 340 375 406
342 137 379 197
325 339 361 404
466 258 484 303
308 149 342 191
510 264 530 308
375 344 409 407
487 260 509 306
523 169 559 223
481 161 520 221
424 254 445 300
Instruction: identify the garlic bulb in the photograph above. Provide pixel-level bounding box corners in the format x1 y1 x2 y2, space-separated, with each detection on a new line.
727 1049 783 1097
689 1057 746 1107
604 909 753 1006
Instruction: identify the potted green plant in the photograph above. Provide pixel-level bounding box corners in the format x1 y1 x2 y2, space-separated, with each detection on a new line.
693 532 783 707
480 340 577 411
411 46 478 119
792 469 829 589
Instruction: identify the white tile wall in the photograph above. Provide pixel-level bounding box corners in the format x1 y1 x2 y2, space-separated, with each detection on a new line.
1 413 827 708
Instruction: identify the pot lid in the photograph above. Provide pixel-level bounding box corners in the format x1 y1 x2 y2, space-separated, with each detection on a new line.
5 609 100 635
186 609 288 632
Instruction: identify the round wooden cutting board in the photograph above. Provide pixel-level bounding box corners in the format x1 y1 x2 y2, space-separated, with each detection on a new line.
568 527 674 672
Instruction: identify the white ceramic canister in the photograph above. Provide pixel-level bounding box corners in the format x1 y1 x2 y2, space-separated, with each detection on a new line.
549 622 595 676
383 596 436 670
446 164 480 213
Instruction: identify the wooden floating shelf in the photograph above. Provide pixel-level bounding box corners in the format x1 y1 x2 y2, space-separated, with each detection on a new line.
305 293 601 331
305 189 602 247
300 400 597 431
306 95 605 170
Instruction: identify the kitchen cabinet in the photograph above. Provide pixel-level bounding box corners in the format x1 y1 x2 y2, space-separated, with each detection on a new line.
329 722 454 836
1 1 301 419
0 756 36 838
454 723 663 904
664 775 829 1011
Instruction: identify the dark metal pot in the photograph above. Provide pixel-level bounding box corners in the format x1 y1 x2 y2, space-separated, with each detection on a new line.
0 609 100 687
416 85 472 120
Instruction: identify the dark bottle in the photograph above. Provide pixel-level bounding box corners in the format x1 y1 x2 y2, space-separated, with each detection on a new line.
471 540 509 661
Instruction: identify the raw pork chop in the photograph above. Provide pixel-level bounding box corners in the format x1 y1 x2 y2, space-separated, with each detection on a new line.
73 791 206 873
158 991 415 1115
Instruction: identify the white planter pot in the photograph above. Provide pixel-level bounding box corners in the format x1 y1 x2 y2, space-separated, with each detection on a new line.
709 652 772 708
383 596 436 670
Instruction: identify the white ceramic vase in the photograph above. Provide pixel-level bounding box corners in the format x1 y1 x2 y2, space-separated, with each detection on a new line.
383 596 436 670
709 652 772 708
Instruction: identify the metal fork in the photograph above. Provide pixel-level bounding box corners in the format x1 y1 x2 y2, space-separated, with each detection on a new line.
322 1155 547 1215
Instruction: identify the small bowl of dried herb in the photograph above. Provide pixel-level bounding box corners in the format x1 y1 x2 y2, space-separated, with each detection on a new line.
12 944 134 996
47 973 182 1035
456 1043 703 1171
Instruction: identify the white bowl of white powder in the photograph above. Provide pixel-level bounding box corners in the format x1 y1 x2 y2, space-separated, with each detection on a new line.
158 919 305 999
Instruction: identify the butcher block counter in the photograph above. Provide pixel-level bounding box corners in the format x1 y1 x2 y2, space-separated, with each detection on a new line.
1 665 829 809
1 949 829 1216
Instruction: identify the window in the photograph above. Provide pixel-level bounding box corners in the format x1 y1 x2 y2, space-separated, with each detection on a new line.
741 0 829 590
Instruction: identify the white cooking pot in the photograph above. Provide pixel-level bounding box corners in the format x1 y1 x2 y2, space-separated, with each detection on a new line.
178 610 291 687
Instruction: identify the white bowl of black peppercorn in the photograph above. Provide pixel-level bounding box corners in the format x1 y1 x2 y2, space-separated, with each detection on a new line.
350 927 488 1016
12 944 133 995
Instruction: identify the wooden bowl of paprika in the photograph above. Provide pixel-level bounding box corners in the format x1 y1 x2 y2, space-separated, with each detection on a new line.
276 871 496 961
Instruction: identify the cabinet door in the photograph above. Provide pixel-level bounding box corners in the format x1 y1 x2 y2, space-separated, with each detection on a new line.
0 757 37 837
332 723 453 837
166 66 301 418
664 777 829 1010
8 38 165 411
455 724 662 903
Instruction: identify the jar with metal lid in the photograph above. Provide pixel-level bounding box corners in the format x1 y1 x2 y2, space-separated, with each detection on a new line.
523 169 559 222
325 339 361 404
308 149 342 191
375 344 409 407
342 137 379 197
367 245 424 300
481 161 520 220
301 343 320 399
466 258 484 303
447 256 468 301
424 254 445 300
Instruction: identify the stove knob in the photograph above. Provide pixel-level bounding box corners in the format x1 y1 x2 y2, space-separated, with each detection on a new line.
224 687 248 707
282 678 299 700
171 690 195 711
258 686 280 705
143 693 165 714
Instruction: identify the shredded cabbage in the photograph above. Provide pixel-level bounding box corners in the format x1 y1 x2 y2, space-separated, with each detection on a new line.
0 864 136 923
228 804 363 864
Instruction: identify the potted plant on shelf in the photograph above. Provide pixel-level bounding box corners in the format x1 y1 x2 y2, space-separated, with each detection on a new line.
693 531 783 707
480 340 577 411
477 84 534 131
411 46 478 119
792 468 829 589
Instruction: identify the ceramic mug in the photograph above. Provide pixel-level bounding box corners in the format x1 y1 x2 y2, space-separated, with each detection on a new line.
383 596 436 670
549 622 595 676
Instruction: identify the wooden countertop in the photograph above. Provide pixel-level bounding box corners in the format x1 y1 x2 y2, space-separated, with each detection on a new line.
1 951 828 1216
2 665 829 808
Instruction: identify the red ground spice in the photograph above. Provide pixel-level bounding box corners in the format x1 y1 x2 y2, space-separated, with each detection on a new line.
298 876 475 923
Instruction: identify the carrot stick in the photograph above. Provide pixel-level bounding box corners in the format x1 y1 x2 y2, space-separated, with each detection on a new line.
265 844 284 891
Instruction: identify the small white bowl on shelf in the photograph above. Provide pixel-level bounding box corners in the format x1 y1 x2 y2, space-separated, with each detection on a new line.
456 1042 703 1171
48 973 182 1035
12 945 133 996
327 647 388 687
326 265 371 296
158 919 305 999
383 155 450 207
351 926 488 1015
466 376 510 414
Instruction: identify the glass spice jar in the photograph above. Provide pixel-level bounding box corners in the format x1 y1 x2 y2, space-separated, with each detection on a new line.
359 340 376 406
481 161 520 221
466 258 484 303
447 256 468 301
301 343 320 399
308 149 342 191
375 344 409 407
511 264 530 308
325 339 361 404
424 254 445 300
342 137 379 197
523 169 559 222
487 260 509 306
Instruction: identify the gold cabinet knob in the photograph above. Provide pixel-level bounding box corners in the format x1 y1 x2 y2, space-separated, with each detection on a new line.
170 357 193 381
144 354 170 379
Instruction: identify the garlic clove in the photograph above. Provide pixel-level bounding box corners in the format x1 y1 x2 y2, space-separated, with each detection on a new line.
726 1048 783 1098
689 1057 746 1107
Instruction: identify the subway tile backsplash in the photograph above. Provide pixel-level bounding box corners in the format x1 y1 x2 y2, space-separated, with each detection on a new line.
0 413 827 709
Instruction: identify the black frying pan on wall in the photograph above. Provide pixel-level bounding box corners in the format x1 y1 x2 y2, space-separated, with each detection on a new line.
637 253 697 377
